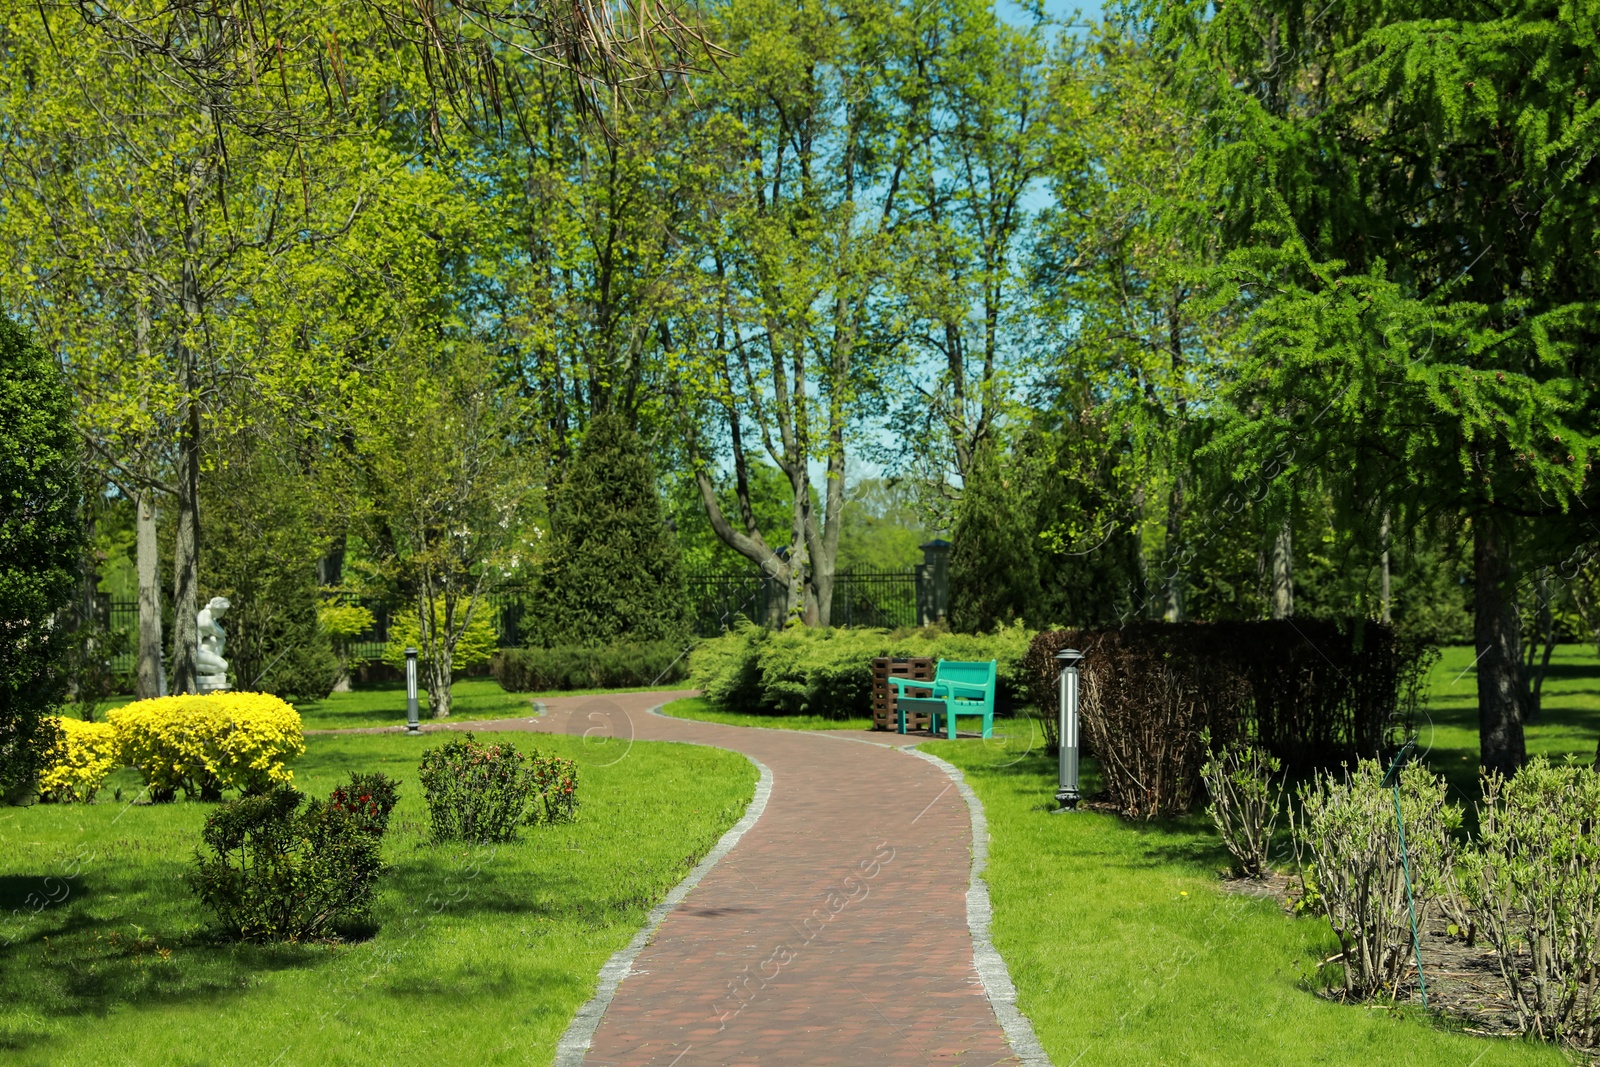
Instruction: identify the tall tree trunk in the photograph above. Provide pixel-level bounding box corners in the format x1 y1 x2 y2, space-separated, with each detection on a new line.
317 533 346 588
1163 475 1185 622
171 384 201 694
1474 513 1527 776
1379 506 1392 625
136 488 165 699
1270 518 1294 619
1522 569 1555 722
420 587 453 718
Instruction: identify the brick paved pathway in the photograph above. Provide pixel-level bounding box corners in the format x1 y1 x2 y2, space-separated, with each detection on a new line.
403 691 1032 1066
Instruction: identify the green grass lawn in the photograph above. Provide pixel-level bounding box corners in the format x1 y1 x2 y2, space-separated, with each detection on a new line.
911 643 1600 1067
927 739 1568 1067
0 731 757 1066
1421 643 1600 813
660 695 875 732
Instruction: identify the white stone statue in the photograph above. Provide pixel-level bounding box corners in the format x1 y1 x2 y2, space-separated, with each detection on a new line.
196 596 232 692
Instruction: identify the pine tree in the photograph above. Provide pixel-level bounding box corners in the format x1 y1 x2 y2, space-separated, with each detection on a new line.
0 315 84 799
531 414 689 646
949 443 1043 633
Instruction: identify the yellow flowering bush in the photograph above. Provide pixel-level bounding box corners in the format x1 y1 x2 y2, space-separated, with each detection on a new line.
38 717 120 803
109 692 304 801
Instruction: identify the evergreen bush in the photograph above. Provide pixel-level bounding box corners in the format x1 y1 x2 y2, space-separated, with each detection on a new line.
688 622 1035 720
491 641 687 691
0 316 83 802
948 443 1041 633
529 413 688 646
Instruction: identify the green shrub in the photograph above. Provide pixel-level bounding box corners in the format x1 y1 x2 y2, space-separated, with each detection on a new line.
1289 759 1460 1001
1457 757 1600 1048
328 771 402 836
491 640 688 691
0 316 82 802
688 622 1035 720
189 772 400 942
417 734 578 842
1200 732 1284 878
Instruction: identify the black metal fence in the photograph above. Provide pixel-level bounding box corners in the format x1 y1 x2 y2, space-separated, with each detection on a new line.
102 562 928 672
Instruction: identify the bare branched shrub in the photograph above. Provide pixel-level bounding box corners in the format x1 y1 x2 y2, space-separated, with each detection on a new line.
1078 652 1246 819
1200 732 1284 878
1458 758 1600 1049
1291 759 1460 999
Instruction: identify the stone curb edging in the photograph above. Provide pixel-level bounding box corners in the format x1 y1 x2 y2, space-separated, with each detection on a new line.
905 748 1055 1067
553 717 775 1067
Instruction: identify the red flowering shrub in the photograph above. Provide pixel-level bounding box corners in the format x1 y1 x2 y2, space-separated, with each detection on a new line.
328 771 401 836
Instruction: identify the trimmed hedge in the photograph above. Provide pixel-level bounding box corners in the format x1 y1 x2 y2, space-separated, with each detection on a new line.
689 622 1036 720
108 692 305 802
1022 621 1435 818
491 641 688 692
38 717 119 803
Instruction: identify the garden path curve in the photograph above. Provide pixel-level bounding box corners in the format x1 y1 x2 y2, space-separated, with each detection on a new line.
450 690 1040 1066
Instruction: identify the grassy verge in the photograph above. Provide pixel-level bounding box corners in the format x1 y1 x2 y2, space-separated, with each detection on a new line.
915 644 1600 1066
660 696 875 732
925 739 1565 1066
0 730 757 1065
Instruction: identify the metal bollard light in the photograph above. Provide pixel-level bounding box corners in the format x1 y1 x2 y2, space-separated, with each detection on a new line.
1054 648 1083 812
405 647 421 733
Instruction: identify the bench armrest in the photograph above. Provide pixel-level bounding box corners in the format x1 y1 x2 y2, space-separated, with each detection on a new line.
887 677 946 696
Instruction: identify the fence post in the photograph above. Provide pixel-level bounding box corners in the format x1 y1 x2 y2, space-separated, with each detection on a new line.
917 539 951 627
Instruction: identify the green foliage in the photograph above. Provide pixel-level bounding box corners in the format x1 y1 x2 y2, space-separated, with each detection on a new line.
1458 757 1600 1048
531 413 688 646
417 734 578 843
200 450 338 702
491 642 687 692
949 444 1042 632
1199 732 1285 879
0 316 82 801
189 775 399 942
689 621 1035 720
382 599 499 674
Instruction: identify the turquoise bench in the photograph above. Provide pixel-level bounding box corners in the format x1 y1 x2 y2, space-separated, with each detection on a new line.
886 659 998 739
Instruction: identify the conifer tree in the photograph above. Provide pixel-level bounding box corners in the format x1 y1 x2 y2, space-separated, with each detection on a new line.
0 316 83 799
949 443 1043 633
531 414 689 646
1165 0 1600 773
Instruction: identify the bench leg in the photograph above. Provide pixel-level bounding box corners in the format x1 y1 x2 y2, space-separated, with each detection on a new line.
897 705 907 734
981 712 993 740
946 708 957 740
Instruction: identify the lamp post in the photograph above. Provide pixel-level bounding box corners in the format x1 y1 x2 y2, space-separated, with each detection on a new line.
405 647 420 734
1054 649 1083 812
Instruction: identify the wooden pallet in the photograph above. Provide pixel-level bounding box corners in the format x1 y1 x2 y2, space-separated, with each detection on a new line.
871 656 935 731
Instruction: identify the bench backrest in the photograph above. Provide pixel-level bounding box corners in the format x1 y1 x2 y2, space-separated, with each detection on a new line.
935 659 997 696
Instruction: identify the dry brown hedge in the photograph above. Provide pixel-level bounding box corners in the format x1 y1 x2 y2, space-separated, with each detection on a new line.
1022 621 1434 819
